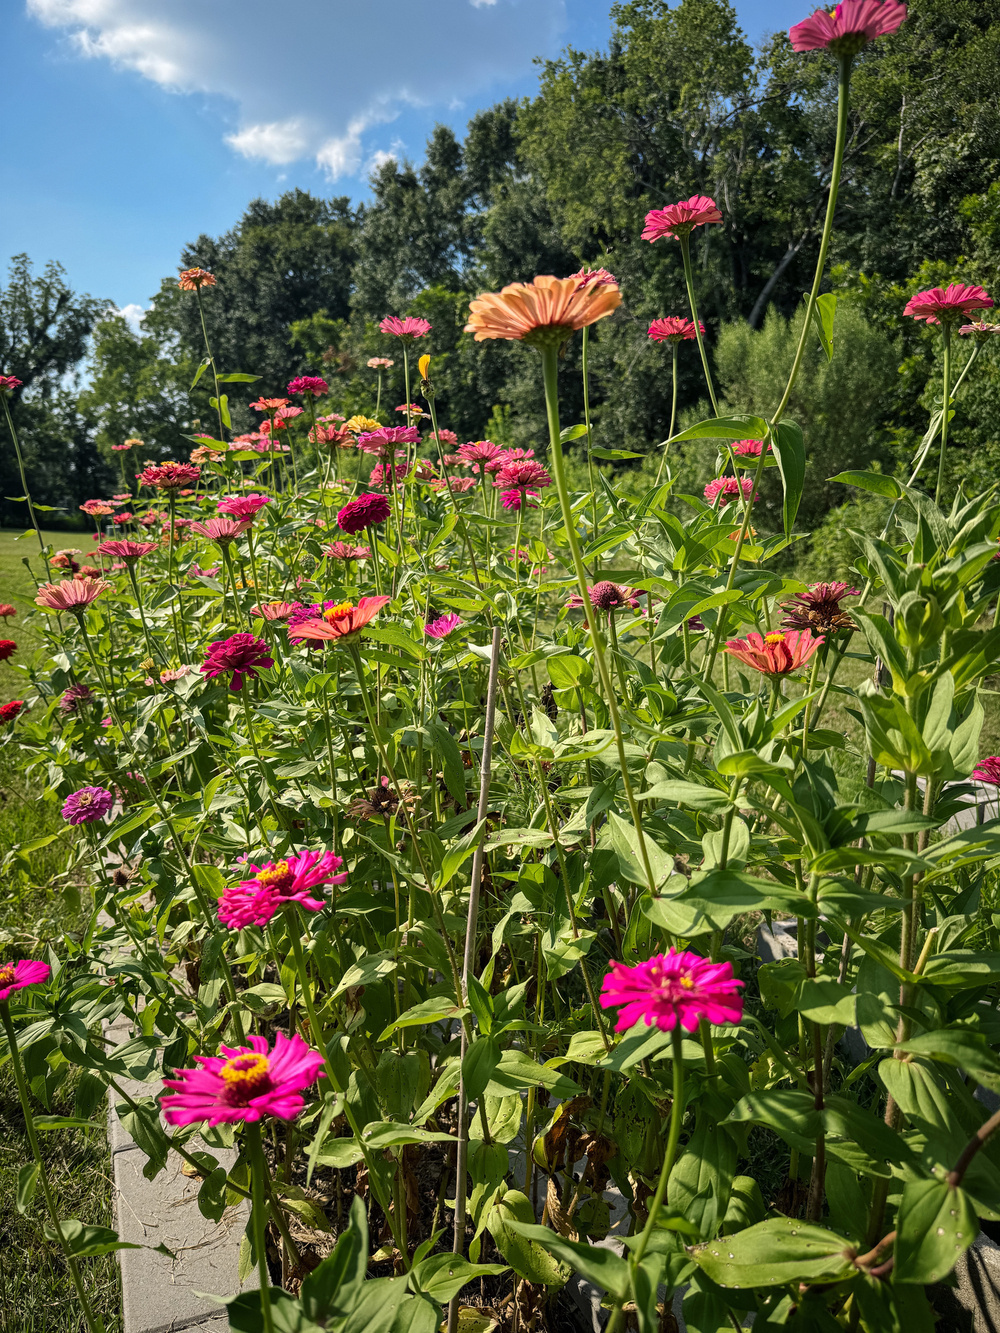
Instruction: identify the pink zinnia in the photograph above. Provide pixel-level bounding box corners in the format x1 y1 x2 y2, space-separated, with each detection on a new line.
337 493 391 535
96 539 159 563
80 499 116 517
494 459 552 492
457 440 505 470
704 476 754 507
62 786 114 825
642 196 722 242
251 601 298 621
200 633 274 692
732 439 766 458
569 267 618 289
500 489 539 511
137 463 201 490
35 579 112 611
431 477 477 494
379 315 432 340
425 613 462 639
0 376 23 394
356 426 420 457
903 283 993 325
0 604 15 620
370 462 408 490
600 949 744 1034
648 317 704 343
725 630 824 676
287 375 329 397
322 541 371 561
972 757 1000 787
190 517 252 545
0 959 51 1004
789 1 907 54
59 683 93 714
368 356 394 369
161 1032 324 1126
218 850 348 930
217 493 272 520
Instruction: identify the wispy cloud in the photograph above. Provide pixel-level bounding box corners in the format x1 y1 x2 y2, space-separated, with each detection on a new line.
27 0 568 179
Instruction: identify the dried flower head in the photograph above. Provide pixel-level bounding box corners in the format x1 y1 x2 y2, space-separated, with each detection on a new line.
782 582 859 634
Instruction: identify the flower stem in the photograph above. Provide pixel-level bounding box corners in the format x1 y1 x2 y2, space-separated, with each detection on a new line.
654 345 678 489
582 324 600 571
935 323 952 506
0 1002 102 1333
246 1121 275 1333
679 235 719 416
1 395 51 577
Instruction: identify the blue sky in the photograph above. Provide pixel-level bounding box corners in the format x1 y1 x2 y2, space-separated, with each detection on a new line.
2 0 804 319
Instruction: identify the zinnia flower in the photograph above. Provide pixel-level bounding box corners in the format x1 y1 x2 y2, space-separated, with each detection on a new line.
642 196 722 242
0 700 24 724
62 785 114 824
457 440 505 469
789 0 907 55
337 493 391 535
732 439 767 458
368 357 394 369
569 267 618 288
217 850 348 930
466 274 620 345
0 376 23 394
217 494 272 520
568 581 641 613
959 322 1000 339
782 582 859 634
431 477 477 495
425 613 462 639
322 541 370 561
972 757 1000 786
494 459 552 492
380 315 432 340
370 463 408 490
58 684 93 714
357 426 420 457
648 317 704 343
0 640 16 661
288 596 389 646
904 283 993 325
178 268 216 290
80 499 116 517
704 476 755 507
200 634 274 692
725 630 824 676
500 489 538 511
600 949 744 1033
137 463 201 490
0 604 15 620
344 415 381 435
161 1032 324 1126
190 517 252 545
96 540 159 563
0 959 51 1003
287 375 329 397
35 579 112 612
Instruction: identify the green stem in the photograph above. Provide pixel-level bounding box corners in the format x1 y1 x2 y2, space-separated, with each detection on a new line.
1 1002 102 1333
246 1122 275 1333
195 286 225 444
935 324 952 506
1 395 51 577
582 324 600 570
654 345 678 489
679 235 719 416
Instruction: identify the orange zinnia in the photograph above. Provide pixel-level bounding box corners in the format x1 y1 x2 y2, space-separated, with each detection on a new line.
465 274 621 346
287 596 390 646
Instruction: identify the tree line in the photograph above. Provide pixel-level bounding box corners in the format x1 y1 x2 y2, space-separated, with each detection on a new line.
2 0 999 535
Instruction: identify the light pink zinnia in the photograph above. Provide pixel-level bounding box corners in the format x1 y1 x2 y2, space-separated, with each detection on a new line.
217 850 348 930
379 315 432 340
251 601 299 621
600 949 744 1033
217 493 272 520
425 613 462 639
789 1 907 54
642 196 722 242
95 539 159 563
190 517 252 544
704 476 755 507
35 579 113 611
161 1032 324 1126
904 283 993 325
322 541 371 561
0 959 51 1004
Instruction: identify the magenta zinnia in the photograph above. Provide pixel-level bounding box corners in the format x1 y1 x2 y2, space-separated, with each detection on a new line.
287 375 329 397
337 493 391 535
161 1032 324 1126
200 634 274 692
789 1 907 54
217 850 348 930
425 613 462 639
704 476 754 507
217 493 272 520
0 959 51 1004
972 757 1000 787
904 283 993 325
62 786 114 825
647 317 703 343
600 949 743 1034
642 196 722 243
356 425 420 457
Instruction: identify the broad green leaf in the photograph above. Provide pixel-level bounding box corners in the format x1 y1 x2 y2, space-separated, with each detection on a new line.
771 420 805 538
829 470 904 500
361 1122 455 1150
812 292 837 360
507 1222 628 1299
894 1178 977 1283
379 997 469 1041
216 372 261 383
462 1037 501 1101
408 1252 507 1303
16 1162 39 1215
690 1217 856 1286
672 415 767 443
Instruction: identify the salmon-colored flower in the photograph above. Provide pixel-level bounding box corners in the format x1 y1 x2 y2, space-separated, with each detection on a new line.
80 499 116 517
251 601 298 621
569 267 618 288
725 629 824 676
465 274 621 345
35 579 112 611
178 268 216 290
368 357 394 369
138 463 201 490
600 949 743 1034
904 283 993 325
642 196 722 242
0 604 15 620
790 0 907 54
250 397 289 412
288 596 389 645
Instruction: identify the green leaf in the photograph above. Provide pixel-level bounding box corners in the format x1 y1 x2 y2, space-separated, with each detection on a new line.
301 1195 369 1321
591 447 643 459
216 372 261 383
485 1190 567 1287
771 420 805 538
197 1166 230 1223
635 779 732 813
483 1050 581 1100
408 1253 507 1303
546 654 591 689
689 1217 856 1287
672 415 767 443
894 1178 978 1283
209 394 232 429
426 719 467 806
379 997 470 1041
361 1122 456 1150
462 1037 501 1101
812 292 837 361
559 423 588 443
32 1115 105 1131
507 1222 629 1299
829 470 904 500
16 1162 39 1215
190 357 211 389
606 812 672 889
794 979 857 1026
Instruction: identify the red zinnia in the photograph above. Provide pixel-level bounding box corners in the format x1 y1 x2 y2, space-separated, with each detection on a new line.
200 634 274 692
0 604 15 620
725 630 824 676
642 196 722 243
789 1 907 54
0 700 24 724
337 493 391 535
904 283 993 325
0 640 16 661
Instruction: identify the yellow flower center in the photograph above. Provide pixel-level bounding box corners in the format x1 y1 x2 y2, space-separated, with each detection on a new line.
220 1052 272 1104
255 860 294 892
0 964 16 986
322 601 353 623
764 633 785 645
679 976 694 989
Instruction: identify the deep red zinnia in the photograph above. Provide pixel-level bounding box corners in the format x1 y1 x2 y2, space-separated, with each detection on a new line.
200 634 274 692
337 494 391 535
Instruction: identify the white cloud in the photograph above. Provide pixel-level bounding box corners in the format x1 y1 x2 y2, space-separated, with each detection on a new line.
27 0 569 179
114 302 145 331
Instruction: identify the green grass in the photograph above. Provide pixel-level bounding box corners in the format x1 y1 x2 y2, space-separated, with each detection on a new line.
0 527 79 702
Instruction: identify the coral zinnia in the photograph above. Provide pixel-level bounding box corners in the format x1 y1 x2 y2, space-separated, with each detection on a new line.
569 267 618 288
704 476 754 507
200 634 274 692
62 786 114 824
337 493 391 535
725 630 824 676
95 540 159 563
190 517 252 545
642 196 722 243
0 959 51 1003
137 463 201 490
0 604 15 620
600 949 744 1034
287 375 329 397
250 601 297 622
380 315 431 340
904 283 993 325
789 1 907 55
368 356 394 369
0 700 24 724
465 274 621 345
648 317 704 343
177 268 216 290
218 850 348 930
782 582 859 634
217 494 272 520
161 1032 324 1126
0 640 16 661
425 613 462 639
288 596 390 646
35 579 112 612
80 500 116 517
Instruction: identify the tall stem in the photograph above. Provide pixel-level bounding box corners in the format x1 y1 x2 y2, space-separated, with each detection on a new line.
654 345 679 488
934 324 952 505
582 324 600 567
679 235 718 416
1 395 51 577
195 287 225 444
246 1122 275 1333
